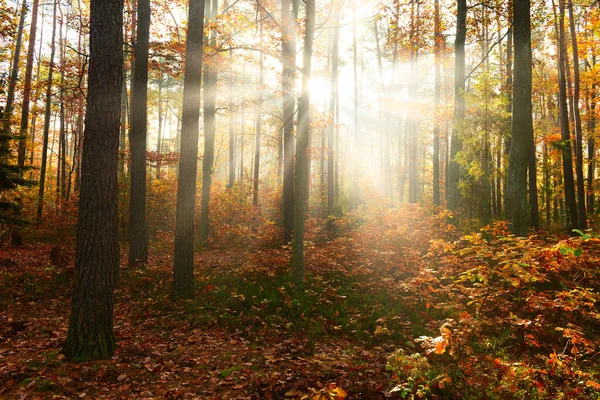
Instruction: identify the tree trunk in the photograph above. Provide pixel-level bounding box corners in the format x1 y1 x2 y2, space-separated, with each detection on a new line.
128 0 150 267
504 0 537 234
199 0 219 243
36 0 58 221
228 50 236 188
291 0 315 282
446 0 466 211
156 82 163 179
588 68 596 214
327 1 340 216
62 0 123 361
281 0 297 244
568 1 587 228
432 0 441 206
253 27 263 206
172 0 206 299
17 0 38 167
1 0 27 161
554 0 579 230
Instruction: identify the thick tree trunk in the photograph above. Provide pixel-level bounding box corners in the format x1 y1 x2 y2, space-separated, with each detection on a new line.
172 0 205 299
446 0 466 211
291 0 315 282
506 0 533 236
62 0 123 361
128 0 150 267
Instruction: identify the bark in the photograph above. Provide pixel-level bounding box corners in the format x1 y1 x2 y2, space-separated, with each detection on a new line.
36 0 58 221
588 70 596 214
199 0 219 243
554 0 579 230
291 0 315 282
327 2 340 216
506 0 533 236
228 50 235 188
281 0 297 244
407 0 419 204
1 0 26 161
568 1 587 228
432 0 441 206
128 0 150 267
447 0 466 211
62 0 123 361
172 0 206 299
17 0 38 167
252 28 264 206
156 83 163 179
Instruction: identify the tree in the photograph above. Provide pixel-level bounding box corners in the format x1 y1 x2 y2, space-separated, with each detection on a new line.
554 0 579 230
447 0 466 211
200 0 219 243
281 0 297 244
0 0 26 159
567 1 586 229
172 0 206 299
36 0 58 221
291 0 315 282
253 20 264 206
129 0 151 267
327 0 340 216
506 0 532 236
432 0 441 206
62 0 124 361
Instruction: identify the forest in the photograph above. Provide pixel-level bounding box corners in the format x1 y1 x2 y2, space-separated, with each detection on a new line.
2 0 600 398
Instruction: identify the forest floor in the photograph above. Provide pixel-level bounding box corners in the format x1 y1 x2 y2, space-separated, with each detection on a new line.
2 205 600 399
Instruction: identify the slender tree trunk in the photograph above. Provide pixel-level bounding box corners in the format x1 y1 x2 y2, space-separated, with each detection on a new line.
447 0 466 211
199 0 219 243
281 0 297 243
327 2 340 216
58 9 67 202
408 0 419 204
17 0 38 166
10 0 38 246
554 0 579 230
1 0 27 161
291 0 315 282
37 0 58 221
588 68 596 214
253 27 264 206
156 82 163 179
350 0 360 208
172 0 205 299
128 0 150 267
568 1 587 228
62 0 123 361
432 0 441 206
228 50 236 188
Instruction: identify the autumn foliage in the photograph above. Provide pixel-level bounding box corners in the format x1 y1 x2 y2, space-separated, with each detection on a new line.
3 190 600 398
